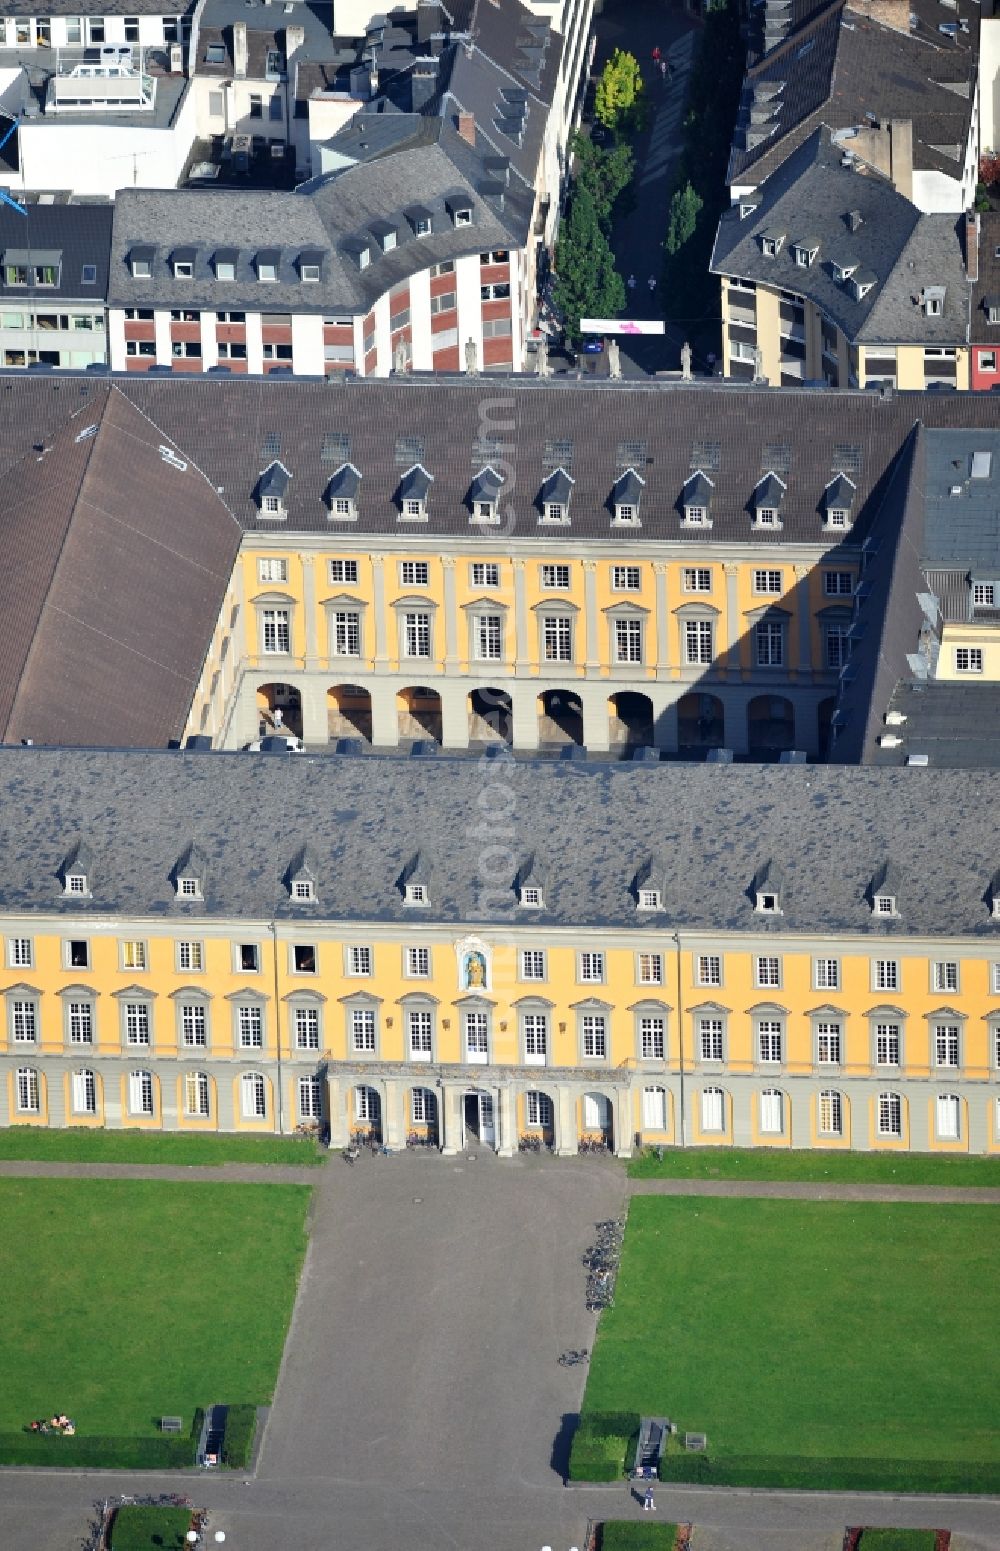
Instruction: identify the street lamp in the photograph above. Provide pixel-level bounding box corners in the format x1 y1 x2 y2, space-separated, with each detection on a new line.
186 1535 198 1546
214 1535 227 1545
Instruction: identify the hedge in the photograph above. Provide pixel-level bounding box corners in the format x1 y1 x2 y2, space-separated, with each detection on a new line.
220 1404 257 1469
567 1412 640 1482
0 1408 203 1470
655 1452 1000 1495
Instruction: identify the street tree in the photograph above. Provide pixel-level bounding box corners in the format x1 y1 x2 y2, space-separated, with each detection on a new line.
552 185 627 344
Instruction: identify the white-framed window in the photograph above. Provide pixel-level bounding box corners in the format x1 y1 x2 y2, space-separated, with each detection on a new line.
640 1016 665 1060
471 562 501 587
8 937 32 968
612 565 641 592
760 1088 784 1134
613 617 643 664
638 952 663 985
64 939 90 970
814 957 839 990
757 1020 783 1063
121 940 147 971
411 1086 436 1123
825 625 850 671
877 1090 901 1137
234 1003 262 1049
329 559 359 584
683 505 709 526
756 892 780 915
298 1074 323 1120
351 1007 376 1053
698 1017 724 1061
124 1002 150 1046
684 618 713 665
521 886 543 908
816 1021 841 1064
682 567 712 593
294 1006 320 1050
521 949 546 981
72 1068 97 1115
818 1088 842 1135
473 613 503 661
258 557 288 583
10 999 37 1044
523 1012 547 1064
465 1010 489 1061
936 1092 960 1140
348 945 372 977
129 1069 154 1116
403 612 431 658
824 571 854 596
178 941 205 974
543 615 573 662
755 506 780 528
540 564 571 590
401 561 429 586
293 944 317 973
333 611 361 656
354 1084 379 1122
973 582 995 607
696 955 722 987
404 883 428 907
241 1071 267 1119
753 569 782 595
579 951 605 983
755 619 784 667
933 1023 960 1067
755 955 781 988
875 1023 900 1066
261 607 291 654
873 895 896 917
408 1009 433 1060
178 877 201 901
873 959 898 991
185 1070 211 1118
405 946 431 977
526 1090 553 1128
701 1085 724 1131
992 962 1000 996
642 1085 667 1131
582 1014 607 1059
182 1003 209 1047
955 647 984 674
68 1001 94 1045
16 1066 39 1113
543 501 566 523
932 961 959 993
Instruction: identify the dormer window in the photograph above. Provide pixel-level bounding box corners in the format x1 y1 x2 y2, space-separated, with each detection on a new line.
539 467 574 524
257 460 291 518
265 49 284 78
332 497 354 518
756 507 779 526
756 891 779 914
833 261 857 283
682 470 714 527
824 474 856 531
468 466 503 524
326 462 360 520
404 499 424 518
130 248 154 279
258 262 278 282
989 302 1000 326
405 883 428 906
415 217 431 235
454 209 472 227
262 495 283 517
301 264 320 283
850 271 876 301
738 200 758 220
684 504 707 526
874 893 896 916
205 42 225 63
612 468 645 526
793 239 819 268
379 229 396 253
753 472 786 529
293 879 315 902
66 873 88 896
617 504 635 523
214 249 238 281
922 286 945 318
638 888 662 910
177 877 202 899
474 500 497 522
173 260 193 279
520 886 543 908
760 230 784 257
358 248 370 270
405 204 434 237
544 502 564 523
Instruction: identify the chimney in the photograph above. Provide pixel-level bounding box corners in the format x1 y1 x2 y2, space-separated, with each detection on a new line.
966 209 980 283
888 118 912 201
233 21 248 79
457 109 475 146
285 23 305 54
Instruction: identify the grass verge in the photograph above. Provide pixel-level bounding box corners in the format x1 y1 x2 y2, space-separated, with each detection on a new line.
629 1145 1000 1186
602 1524 679 1551
110 1506 193 1550
0 1126 324 1166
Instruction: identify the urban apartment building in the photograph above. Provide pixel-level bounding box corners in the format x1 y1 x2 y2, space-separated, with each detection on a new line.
0 201 111 368
2 749 1000 1158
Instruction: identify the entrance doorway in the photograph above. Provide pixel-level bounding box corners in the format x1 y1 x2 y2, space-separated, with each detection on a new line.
463 1090 495 1147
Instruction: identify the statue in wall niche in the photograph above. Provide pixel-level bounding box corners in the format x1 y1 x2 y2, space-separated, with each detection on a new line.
393 336 411 374
464 336 479 375
535 343 551 377
680 340 692 381
752 344 765 383
607 337 622 380
463 950 487 989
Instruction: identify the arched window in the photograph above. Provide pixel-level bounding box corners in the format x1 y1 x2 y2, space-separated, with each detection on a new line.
759 1088 784 1135
354 1084 380 1122
185 1071 210 1118
701 1086 724 1132
298 1075 323 1121
642 1085 667 1131
936 1093 960 1140
241 1071 267 1119
877 1090 902 1137
15 1066 39 1113
128 1069 154 1116
818 1089 842 1136
71 1068 96 1115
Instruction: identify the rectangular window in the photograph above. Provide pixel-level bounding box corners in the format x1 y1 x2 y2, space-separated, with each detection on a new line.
755 619 784 667
295 1075 321 1121
582 1014 607 1059
521 949 546 981
351 1008 376 1053
640 1016 665 1060
612 565 641 591
70 1068 97 1114
333 611 361 656
934 1024 960 1068
11 1000 36 1043
348 946 372 977
757 1020 782 1063
638 953 663 986
408 1010 433 1059
66 939 89 968
696 954 722 987
699 1018 724 1061
936 1093 960 1139
241 1072 267 1119
755 955 781 988
816 1022 841 1064
753 569 783 595
262 608 291 654
540 564 570 590
233 1004 260 1049
701 1087 724 1131
238 944 260 973
16 1067 39 1113
8 937 32 968
683 568 712 593
294 1006 320 1050
874 959 898 991
121 940 146 971
125 1003 150 1045
642 1086 667 1130
526 1091 553 1128
814 958 839 990
404 612 431 658
249 94 262 118
875 1024 900 1065
974 583 995 607
411 1087 436 1124
932 961 959 993
329 559 359 584
955 648 984 674
825 626 850 671
760 1089 783 1134
129 1069 154 1116
406 947 430 977
877 1091 901 1137
579 951 604 983
185 1071 211 1118
543 616 572 662
293 944 316 974
684 619 713 665
68 1002 93 1044
471 562 500 587
474 614 503 660
258 558 288 584
178 941 204 972
523 1013 547 1063
183 1004 209 1047
400 561 429 586
614 617 643 664
824 571 854 596
465 1011 488 1060
819 1089 842 1135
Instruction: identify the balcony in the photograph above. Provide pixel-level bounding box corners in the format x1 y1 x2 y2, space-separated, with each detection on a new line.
46 48 156 113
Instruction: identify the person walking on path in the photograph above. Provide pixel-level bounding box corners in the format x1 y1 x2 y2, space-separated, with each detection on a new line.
652 44 661 63
643 1485 656 1511
647 274 657 294
627 273 636 292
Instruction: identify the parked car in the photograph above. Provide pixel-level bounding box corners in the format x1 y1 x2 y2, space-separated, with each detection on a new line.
590 121 614 149
243 734 305 754
581 337 604 354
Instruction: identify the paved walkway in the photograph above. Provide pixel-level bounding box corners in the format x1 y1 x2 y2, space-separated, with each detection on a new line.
629 1176 1000 1204
0 1158 320 1184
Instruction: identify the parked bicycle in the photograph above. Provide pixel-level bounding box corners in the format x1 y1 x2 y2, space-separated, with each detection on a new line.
557 1348 589 1367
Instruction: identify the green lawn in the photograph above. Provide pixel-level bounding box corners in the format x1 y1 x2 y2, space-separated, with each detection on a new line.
579 1197 1000 1489
857 1535 936 1551
0 1179 309 1440
110 1507 194 1550
0 1126 324 1166
602 1525 678 1551
629 1145 1000 1187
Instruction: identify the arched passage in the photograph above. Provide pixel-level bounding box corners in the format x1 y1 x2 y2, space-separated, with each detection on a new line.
397 686 442 743
538 689 583 746
609 691 653 750
677 691 724 752
256 682 302 738
581 1091 613 1152
469 687 512 744
328 684 372 742
747 694 794 759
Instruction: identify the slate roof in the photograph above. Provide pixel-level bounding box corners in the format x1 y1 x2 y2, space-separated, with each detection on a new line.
729 0 977 189
969 211 1000 346
1 0 188 11
713 129 969 347
0 747 999 937
869 680 1000 767
0 390 241 748
0 201 112 304
922 429 1000 570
